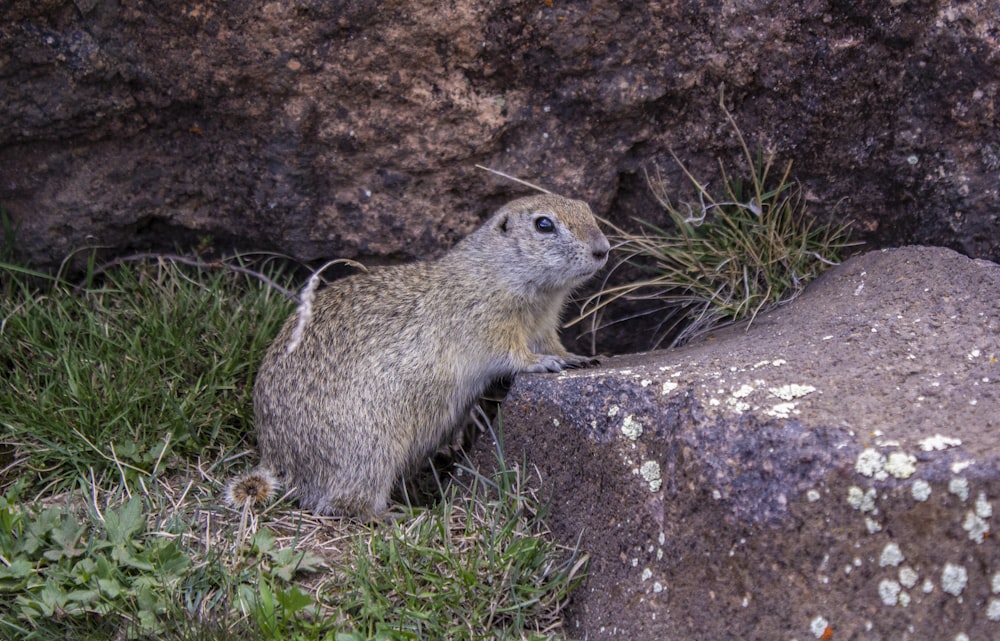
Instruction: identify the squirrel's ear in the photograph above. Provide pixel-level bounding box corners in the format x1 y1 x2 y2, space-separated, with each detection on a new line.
496 215 510 233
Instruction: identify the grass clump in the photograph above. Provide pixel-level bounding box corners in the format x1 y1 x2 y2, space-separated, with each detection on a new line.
0 258 293 496
0 256 585 640
339 458 587 639
579 112 856 348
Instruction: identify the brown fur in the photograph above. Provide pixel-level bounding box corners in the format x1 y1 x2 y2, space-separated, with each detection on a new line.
252 194 610 517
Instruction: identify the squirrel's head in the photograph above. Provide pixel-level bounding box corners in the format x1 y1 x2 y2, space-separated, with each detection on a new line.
464 194 610 295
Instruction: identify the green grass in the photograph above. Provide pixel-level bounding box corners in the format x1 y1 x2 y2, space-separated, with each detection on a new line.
1 258 292 496
577 111 857 348
0 256 585 640
339 463 586 639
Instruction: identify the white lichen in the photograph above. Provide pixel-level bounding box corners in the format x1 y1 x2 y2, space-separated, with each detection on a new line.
847 486 877 512
661 381 678 395
949 477 970 501
727 383 755 412
942 563 968 596
951 460 973 474
765 402 798 418
653 581 664 593
911 479 932 502
807 489 821 502
885 452 917 479
962 511 989 544
608 405 620 418
855 448 887 479
878 579 901 606
809 616 829 638
918 434 962 451
899 566 919 589
769 383 816 401
992 572 1000 594
879 543 904 567
865 517 883 533
640 567 652 581
988 598 1000 622
621 414 643 440
640 460 662 492
975 492 993 518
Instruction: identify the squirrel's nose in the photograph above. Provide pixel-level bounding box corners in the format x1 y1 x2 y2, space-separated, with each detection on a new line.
592 236 611 261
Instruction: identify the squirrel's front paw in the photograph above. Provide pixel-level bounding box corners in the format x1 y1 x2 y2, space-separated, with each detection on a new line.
523 353 601 373
562 353 600 369
524 354 569 373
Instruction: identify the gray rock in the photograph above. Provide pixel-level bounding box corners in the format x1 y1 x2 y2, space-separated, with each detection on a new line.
1 1 998 277
474 246 1000 640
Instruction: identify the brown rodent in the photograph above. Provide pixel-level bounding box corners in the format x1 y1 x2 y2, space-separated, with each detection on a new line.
251 194 610 517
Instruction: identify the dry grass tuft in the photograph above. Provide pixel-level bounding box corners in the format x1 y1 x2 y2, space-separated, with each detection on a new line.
575 107 857 349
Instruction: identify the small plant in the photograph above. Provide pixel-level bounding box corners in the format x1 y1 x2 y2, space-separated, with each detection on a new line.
579 111 856 348
0 492 191 638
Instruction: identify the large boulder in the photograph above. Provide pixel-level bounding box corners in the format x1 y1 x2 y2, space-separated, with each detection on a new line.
474 245 1000 640
2 0 998 278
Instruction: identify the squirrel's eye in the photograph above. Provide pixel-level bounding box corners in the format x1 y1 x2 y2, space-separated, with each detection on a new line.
534 216 556 233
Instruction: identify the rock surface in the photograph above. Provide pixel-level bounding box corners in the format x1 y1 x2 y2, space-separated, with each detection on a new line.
2 0 999 280
473 246 1000 640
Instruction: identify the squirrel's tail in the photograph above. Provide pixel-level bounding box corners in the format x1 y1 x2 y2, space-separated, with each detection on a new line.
224 467 281 509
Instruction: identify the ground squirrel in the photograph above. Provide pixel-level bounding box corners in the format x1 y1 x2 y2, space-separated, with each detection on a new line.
252 194 610 517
